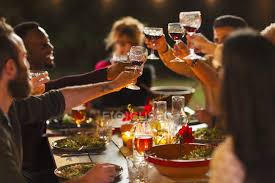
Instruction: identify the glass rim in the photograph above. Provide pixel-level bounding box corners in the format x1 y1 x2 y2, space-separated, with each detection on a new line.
179 11 201 15
172 95 185 99
168 22 181 26
144 27 163 30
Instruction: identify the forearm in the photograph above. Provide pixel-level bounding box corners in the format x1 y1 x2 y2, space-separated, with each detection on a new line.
190 61 220 88
60 80 121 111
45 68 108 91
203 42 217 56
159 46 195 78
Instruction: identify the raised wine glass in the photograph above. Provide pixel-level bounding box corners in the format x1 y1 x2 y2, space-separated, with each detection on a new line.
168 23 185 62
125 46 148 90
179 11 204 61
144 27 163 60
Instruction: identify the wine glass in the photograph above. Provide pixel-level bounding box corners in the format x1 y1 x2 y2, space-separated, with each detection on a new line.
133 121 153 157
144 27 163 60
125 46 148 90
179 11 204 61
168 23 185 62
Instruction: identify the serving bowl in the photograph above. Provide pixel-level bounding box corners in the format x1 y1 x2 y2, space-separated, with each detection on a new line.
145 143 211 179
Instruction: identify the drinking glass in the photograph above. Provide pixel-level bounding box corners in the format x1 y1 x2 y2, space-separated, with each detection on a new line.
71 104 87 127
152 101 172 145
127 155 148 183
179 11 204 60
144 27 163 60
168 23 185 62
29 70 48 79
171 96 188 136
133 122 153 157
97 117 113 144
110 54 129 63
125 46 148 90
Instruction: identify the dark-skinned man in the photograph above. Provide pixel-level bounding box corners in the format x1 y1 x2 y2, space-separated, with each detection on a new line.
13 21 136 182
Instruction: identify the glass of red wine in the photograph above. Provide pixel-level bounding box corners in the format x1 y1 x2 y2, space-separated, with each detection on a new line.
179 11 204 61
125 46 148 90
144 27 163 60
168 23 185 62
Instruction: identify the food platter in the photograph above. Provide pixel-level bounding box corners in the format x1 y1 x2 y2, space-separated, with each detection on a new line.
54 162 123 181
52 135 106 153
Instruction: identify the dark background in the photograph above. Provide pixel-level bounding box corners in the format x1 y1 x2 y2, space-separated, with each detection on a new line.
0 0 274 78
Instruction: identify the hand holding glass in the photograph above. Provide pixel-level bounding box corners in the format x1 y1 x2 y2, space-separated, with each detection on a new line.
144 27 163 60
125 46 148 90
168 23 185 62
179 11 204 61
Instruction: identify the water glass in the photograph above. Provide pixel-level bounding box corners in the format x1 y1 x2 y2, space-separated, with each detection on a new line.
127 155 148 183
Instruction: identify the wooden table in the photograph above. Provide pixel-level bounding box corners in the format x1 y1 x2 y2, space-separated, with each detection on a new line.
48 123 209 183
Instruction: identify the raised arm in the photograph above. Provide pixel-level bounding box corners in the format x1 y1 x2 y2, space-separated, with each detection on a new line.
60 71 139 111
45 63 128 91
173 42 220 88
144 36 195 78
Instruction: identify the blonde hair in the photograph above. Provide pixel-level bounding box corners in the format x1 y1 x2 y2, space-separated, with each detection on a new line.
105 16 144 49
261 23 275 45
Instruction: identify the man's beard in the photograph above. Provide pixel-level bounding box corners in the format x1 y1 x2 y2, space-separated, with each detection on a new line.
8 68 31 99
44 61 56 70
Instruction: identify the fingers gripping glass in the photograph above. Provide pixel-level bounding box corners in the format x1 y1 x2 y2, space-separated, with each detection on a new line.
144 27 163 60
125 46 148 90
168 23 185 63
179 11 204 61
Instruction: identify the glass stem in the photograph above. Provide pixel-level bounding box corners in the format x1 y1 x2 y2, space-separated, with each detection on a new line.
189 48 195 55
150 49 155 56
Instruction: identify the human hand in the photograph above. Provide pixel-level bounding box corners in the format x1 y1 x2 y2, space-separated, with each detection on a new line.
172 41 190 61
107 62 131 80
112 71 141 91
186 33 216 55
81 164 117 183
195 109 213 126
30 71 50 95
144 35 168 53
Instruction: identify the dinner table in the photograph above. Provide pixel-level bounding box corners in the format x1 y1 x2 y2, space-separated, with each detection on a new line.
47 119 209 183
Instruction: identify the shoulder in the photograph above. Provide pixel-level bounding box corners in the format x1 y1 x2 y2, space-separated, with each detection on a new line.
95 60 111 70
210 136 245 183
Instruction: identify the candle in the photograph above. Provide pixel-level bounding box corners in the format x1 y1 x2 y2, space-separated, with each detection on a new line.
121 131 134 149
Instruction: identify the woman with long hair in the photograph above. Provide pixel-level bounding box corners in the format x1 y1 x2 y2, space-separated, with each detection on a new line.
210 29 275 182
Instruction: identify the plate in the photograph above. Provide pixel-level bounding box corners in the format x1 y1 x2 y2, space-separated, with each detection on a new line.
54 162 123 180
47 117 95 130
52 135 106 153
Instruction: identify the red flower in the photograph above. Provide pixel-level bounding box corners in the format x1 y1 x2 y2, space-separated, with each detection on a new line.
144 104 152 113
177 124 194 143
122 111 138 121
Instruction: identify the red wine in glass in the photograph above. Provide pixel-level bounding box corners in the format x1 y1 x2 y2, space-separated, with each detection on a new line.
134 135 153 154
169 32 184 41
144 34 162 41
183 26 198 34
132 60 144 67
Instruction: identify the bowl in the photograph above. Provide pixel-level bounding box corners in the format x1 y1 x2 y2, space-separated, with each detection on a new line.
150 86 195 108
145 143 211 179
